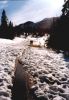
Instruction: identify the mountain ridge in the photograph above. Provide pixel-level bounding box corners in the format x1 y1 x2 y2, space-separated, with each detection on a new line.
14 17 59 36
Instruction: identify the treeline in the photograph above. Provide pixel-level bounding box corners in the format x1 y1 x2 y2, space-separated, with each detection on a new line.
0 9 48 39
0 9 58 39
47 0 69 52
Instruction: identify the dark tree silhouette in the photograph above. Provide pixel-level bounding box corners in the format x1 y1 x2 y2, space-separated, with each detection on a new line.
0 9 8 38
0 10 14 39
1 9 8 28
47 0 69 51
62 0 69 16
9 21 13 28
8 21 14 39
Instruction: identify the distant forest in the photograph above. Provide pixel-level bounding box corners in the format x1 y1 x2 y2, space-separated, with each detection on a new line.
0 9 52 39
0 9 55 39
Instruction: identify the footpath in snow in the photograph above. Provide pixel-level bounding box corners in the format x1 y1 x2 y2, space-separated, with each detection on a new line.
17 45 69 100
0 37 27 100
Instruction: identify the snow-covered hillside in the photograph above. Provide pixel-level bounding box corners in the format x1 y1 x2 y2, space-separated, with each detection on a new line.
0 36 69 100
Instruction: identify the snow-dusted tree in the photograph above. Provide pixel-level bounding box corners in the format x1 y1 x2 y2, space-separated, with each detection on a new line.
62 0 69 16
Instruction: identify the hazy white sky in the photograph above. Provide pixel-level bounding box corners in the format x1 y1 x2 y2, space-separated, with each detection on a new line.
0 0 64 25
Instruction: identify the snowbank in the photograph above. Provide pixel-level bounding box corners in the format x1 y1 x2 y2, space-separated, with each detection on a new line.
27 35 47 47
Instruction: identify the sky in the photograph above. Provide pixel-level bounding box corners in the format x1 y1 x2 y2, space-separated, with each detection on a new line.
0 0 64 25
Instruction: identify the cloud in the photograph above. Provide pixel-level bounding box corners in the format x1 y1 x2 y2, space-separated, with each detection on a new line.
0 1 8 4
10 0 64 25
0 0 8 9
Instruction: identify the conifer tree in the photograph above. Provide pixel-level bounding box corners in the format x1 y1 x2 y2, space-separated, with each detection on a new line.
62 0 69 16
0 10 8 38
8 21 14 39
1 9 8 28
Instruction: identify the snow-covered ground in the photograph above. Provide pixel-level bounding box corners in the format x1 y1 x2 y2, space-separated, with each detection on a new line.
0 36 69 100
18 38 69 100
0 37 28 100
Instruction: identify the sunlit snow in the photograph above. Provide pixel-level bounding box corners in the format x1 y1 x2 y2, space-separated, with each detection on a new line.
0 36 69 100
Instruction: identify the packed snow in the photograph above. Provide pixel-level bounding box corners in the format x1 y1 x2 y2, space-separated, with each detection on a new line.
0 36 69 100
18 39 69 100
0 37 28 100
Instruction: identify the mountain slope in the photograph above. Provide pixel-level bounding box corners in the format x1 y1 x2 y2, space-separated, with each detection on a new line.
14 17 59 36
